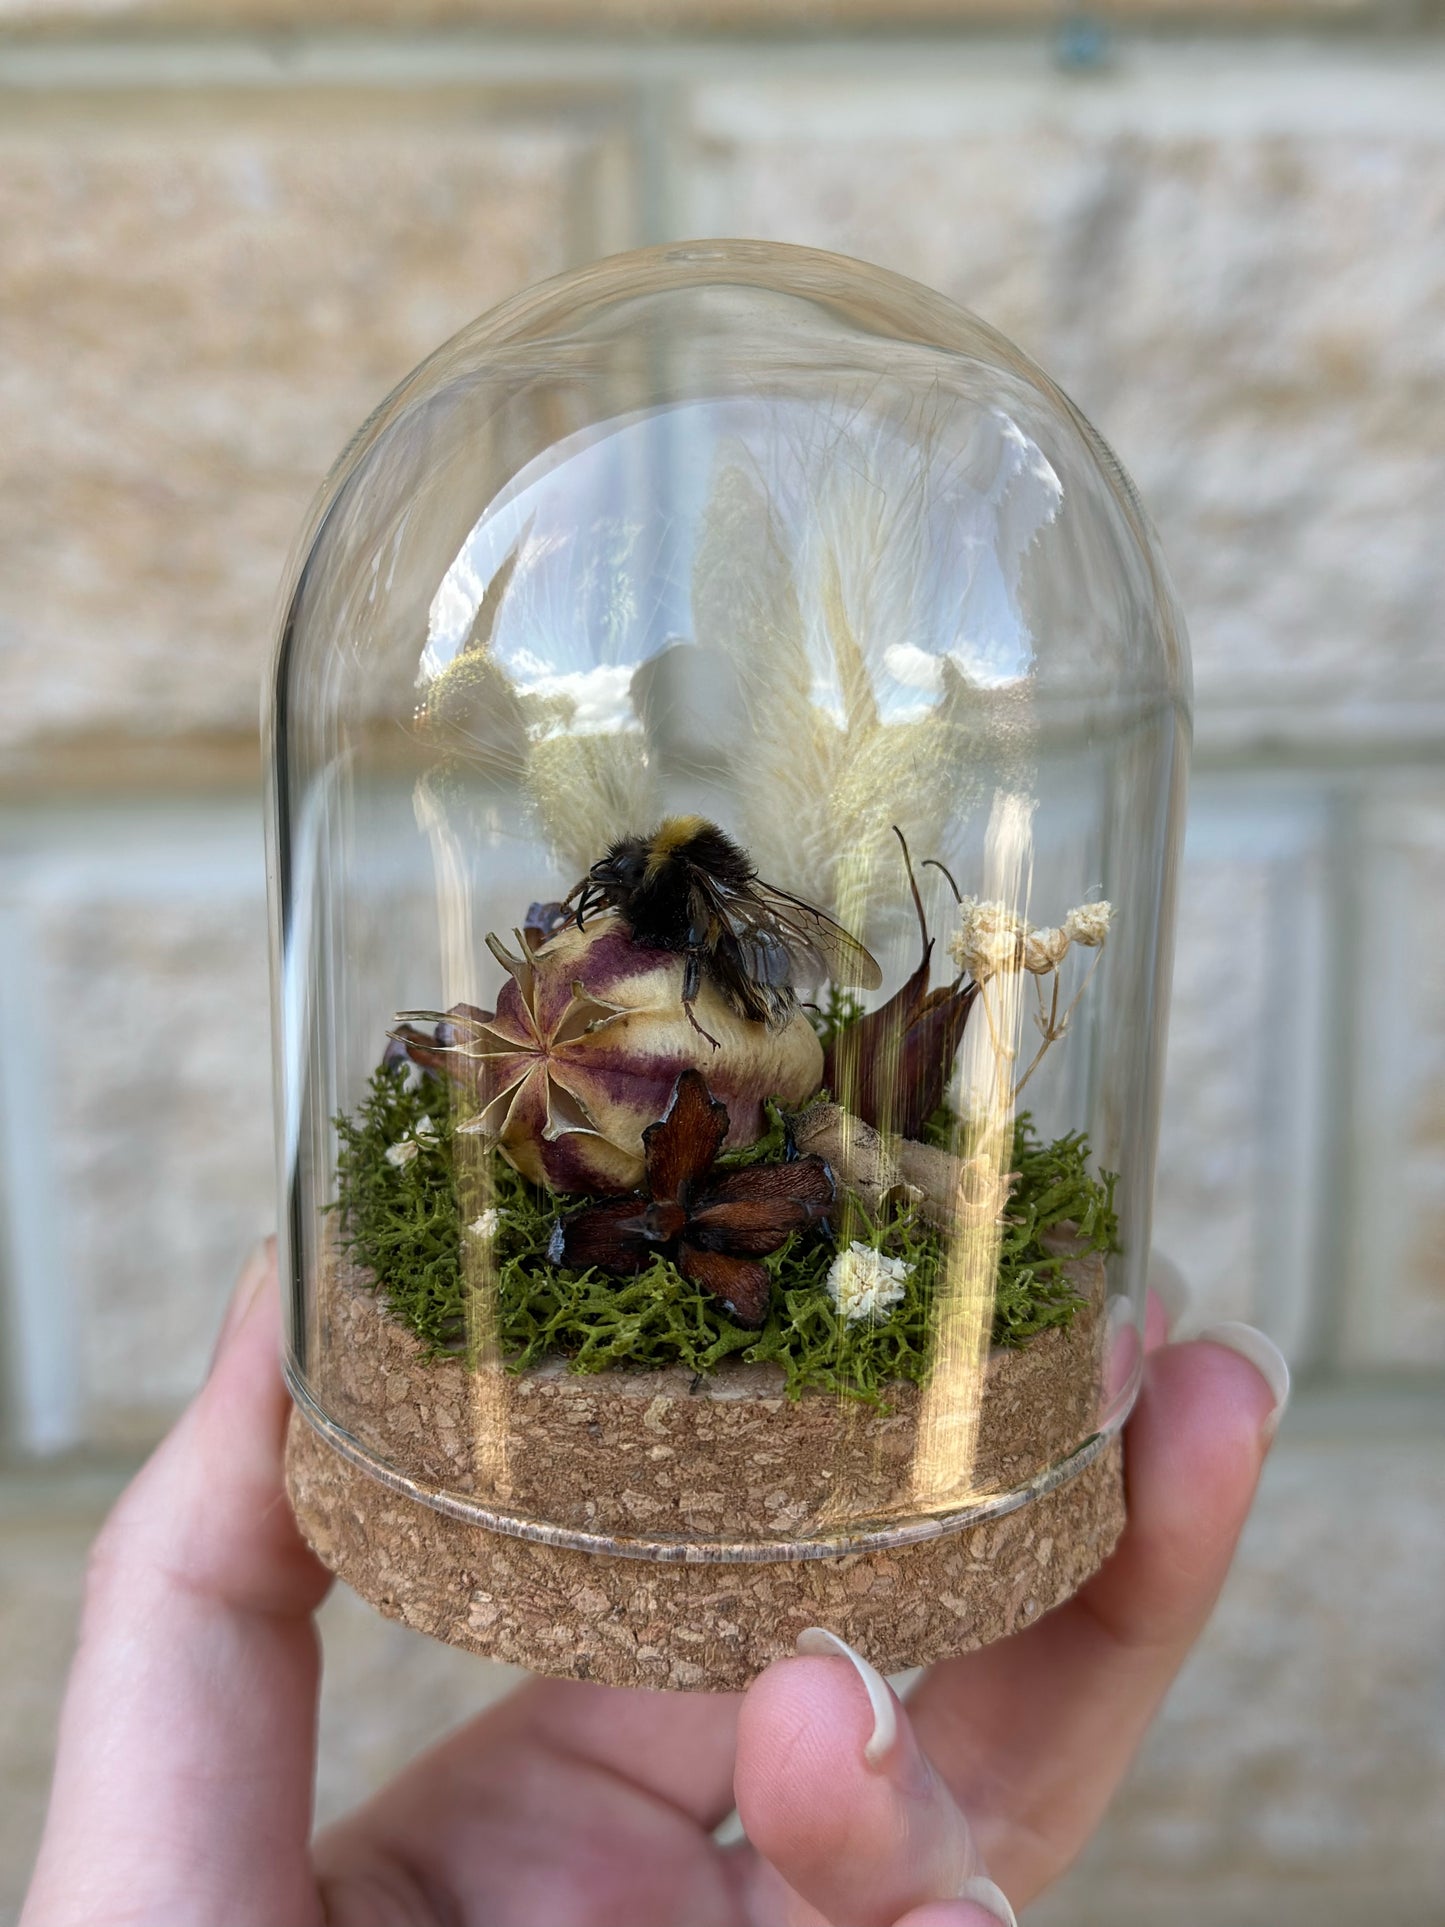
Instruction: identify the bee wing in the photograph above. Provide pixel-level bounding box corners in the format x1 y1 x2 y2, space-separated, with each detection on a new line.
732 884 884 992
714 897 796 991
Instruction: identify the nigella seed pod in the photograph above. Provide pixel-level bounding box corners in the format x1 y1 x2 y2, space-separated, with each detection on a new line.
399 915 824 1194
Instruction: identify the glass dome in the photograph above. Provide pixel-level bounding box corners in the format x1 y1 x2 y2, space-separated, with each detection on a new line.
268 240 1189 1680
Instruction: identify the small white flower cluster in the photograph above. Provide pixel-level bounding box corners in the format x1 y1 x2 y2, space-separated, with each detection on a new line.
947 898 1025 982
825 1241 911 1323
384 1114 439 1168
467 1207 501 1240
1062 901 1112 948
1023 923 1070 975
948 897 1113 983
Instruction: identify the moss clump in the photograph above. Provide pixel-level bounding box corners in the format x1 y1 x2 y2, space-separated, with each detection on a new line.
334 1066 1118 1400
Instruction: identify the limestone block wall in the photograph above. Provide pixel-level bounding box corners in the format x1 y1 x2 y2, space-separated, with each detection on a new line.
0 15 1442 1924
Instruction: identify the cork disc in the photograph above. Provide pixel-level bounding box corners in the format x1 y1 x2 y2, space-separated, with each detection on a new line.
286 1416 1124 1691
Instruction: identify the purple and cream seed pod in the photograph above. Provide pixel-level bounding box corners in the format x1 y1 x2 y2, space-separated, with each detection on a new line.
402 914 824 1195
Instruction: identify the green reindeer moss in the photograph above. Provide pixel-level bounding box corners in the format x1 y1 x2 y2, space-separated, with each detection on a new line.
333 1064 1118 1403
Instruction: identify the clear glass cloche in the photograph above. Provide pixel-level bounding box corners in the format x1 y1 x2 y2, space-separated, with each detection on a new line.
266 240 1189 1682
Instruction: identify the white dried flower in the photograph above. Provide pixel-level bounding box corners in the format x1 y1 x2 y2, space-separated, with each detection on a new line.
1023 925 1070 975
385 1114 439 1168
825 1242 911 1323
467 1207 501 1241
948 897 1027 983
1062 901 1113 947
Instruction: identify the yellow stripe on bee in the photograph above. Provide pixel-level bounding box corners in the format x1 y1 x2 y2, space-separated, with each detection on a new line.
645 814 710 880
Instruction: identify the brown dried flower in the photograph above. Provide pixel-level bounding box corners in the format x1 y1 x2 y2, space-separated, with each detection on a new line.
549 1069 835 1327
823 831 977 1140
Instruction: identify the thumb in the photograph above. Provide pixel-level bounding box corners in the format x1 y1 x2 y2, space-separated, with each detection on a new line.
736 1629 1015 1927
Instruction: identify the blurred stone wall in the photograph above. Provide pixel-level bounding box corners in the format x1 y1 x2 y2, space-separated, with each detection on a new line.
1 11 1443 1923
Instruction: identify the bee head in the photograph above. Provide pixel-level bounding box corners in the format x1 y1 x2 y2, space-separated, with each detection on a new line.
589 839 649 890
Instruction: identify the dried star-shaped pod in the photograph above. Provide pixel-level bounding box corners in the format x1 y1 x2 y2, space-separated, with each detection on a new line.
551 1069 835 1326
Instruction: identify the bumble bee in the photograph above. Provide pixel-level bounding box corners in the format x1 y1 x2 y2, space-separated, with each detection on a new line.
567 815 882 1041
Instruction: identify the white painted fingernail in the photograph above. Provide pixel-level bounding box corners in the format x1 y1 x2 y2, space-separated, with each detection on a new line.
796 1626 896 1765
1147 1250 1192 1336
958 1874 1018 1925
1197 1321 1291 1442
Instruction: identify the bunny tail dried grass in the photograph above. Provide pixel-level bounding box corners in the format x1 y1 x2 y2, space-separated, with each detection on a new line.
523 730 659 879
413 530 532 784
413 522 661 872
692 424 977 936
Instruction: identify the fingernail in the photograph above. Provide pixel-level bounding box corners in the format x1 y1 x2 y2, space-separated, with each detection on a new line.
1196 1320 1291 1443
796 1626 912 1774
1147 1250 1192 1337
958 1874 1018 1925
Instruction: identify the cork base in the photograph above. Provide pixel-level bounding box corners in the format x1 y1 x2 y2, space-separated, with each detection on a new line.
286 1414 1125 1690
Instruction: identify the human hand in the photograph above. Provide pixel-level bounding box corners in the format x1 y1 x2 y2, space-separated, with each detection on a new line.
22 1245 1286 1927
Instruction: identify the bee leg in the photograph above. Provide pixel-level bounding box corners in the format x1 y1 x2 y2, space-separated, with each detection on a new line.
685 1003 722 1051
681 951 721 1052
